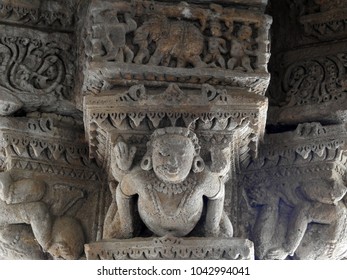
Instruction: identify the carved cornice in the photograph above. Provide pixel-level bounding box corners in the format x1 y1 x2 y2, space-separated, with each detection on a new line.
85 236 254 260
84 84 268 169
299 2 347 40
0 115 100 181
241 123 347 181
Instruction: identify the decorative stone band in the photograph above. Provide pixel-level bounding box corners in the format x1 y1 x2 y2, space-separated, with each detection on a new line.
0 1 75 31
85 235 254 260
241 123 347 179
84 62 271 96
0 115 100 181
300 8 347 40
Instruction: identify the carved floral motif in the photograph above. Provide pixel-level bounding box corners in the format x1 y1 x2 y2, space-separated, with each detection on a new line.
0 27 76 116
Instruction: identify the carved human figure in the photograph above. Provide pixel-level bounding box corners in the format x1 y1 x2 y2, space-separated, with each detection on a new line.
248 175 347 259
227 25 255 72
204 20 228 68
90 11 137 62
0 172 85 259
104 127 233 239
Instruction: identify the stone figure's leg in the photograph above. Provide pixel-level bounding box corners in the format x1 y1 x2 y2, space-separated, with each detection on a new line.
0 201 52 251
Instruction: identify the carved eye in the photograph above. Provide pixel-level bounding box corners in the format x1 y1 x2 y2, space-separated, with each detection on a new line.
159 151 169 157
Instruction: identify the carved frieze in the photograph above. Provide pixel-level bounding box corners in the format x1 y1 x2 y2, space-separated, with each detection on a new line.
0 0 76 31
0 114 105 259
239 122 347 259
82 0 271 94
0 26 78 117
268 42 347 125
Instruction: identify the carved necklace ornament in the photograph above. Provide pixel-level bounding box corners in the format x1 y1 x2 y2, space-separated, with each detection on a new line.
146 173 197 195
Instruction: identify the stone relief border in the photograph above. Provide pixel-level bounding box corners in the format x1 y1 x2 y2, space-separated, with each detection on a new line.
85 235 254 260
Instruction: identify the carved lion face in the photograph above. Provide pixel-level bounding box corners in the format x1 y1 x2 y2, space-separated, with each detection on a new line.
152 134 195 184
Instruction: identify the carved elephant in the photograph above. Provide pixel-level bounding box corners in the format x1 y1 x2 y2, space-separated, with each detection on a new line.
134 15 206 68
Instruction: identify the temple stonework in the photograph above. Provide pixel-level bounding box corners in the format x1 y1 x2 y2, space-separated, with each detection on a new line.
0 0 346 260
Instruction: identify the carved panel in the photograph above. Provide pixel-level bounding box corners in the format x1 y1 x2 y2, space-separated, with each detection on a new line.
82 0 271 94
0 25 78 116
0 114 105 259
239 123 347 259
268 42 347 125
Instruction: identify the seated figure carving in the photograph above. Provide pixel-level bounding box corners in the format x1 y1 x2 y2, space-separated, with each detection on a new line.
104 127 233 239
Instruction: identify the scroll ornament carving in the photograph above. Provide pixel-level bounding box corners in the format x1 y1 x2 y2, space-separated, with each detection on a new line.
282 54 347 107
0 30 76 116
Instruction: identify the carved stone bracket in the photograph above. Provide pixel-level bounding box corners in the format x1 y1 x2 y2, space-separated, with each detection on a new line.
84 84 268 171
0 114 105 259
239 122 347 260
85 235 254 260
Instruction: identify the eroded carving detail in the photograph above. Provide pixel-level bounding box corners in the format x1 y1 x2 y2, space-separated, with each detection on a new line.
241 123 347 260
0 27 77 116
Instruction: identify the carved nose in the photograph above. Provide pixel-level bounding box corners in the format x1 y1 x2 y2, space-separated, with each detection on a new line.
168 155 178 166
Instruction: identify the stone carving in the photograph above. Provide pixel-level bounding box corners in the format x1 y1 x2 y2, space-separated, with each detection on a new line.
0 0 76 31
268 43 347 125
83 0 272 93
241 123 347 259
0 26 77 116
0 115 104 259
0 172 85 259
298 0 347 40
89 11 137 62
86 235 254 260
227 25 256 72
104 127 233 239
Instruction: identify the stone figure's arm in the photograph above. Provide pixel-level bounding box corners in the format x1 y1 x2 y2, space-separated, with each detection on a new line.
115 178 137 238
124 13 137 33
203 177 225 236
218 38 228 54
0 171 13 202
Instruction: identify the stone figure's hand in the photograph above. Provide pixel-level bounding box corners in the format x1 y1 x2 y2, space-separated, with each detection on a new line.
113 141 136 171
264 247 290 260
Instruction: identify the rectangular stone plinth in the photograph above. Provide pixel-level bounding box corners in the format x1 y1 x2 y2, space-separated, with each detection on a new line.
85 235 254 260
